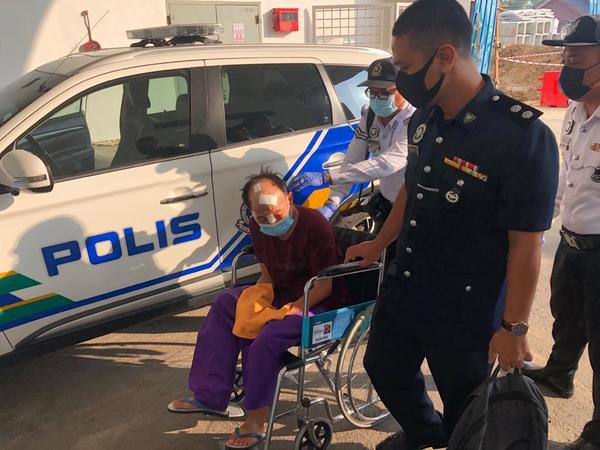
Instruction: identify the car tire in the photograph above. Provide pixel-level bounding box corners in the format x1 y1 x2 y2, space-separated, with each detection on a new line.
332 210 376 234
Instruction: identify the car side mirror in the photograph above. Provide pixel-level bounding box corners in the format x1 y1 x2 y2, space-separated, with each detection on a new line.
0 149 54 193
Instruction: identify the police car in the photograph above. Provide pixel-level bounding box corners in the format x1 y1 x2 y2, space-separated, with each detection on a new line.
0 24 387 357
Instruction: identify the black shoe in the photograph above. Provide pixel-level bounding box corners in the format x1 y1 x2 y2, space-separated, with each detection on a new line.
375 430 447 450
522 364 574 398
566 437 600 450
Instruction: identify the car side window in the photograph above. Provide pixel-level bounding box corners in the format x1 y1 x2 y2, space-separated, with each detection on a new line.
325 65 369 121
16 71 192 179
221 64 332 144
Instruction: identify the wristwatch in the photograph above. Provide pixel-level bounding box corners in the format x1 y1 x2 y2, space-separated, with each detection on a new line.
501 320 529 336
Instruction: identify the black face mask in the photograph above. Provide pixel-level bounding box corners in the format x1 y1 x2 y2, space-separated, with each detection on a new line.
395 52 445 108
559 62 600 100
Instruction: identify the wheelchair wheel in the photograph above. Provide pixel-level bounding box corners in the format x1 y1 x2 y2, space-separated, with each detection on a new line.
230 368 245 404
294 418 333 450
335 306 390 428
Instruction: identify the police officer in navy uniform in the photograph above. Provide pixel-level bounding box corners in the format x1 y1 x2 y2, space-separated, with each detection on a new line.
523 16 600 450
345 1 559 448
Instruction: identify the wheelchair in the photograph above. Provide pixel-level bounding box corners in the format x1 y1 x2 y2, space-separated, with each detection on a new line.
229 227 391 449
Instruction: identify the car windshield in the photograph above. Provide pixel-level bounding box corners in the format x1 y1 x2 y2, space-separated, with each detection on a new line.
0 70 68 128
0 53 100 128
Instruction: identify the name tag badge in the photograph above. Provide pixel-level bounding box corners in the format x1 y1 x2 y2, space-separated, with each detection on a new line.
408 144 420 156
368 140 381 153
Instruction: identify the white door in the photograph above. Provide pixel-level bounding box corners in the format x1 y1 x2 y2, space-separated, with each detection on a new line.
0 66 222 346
216 4 261 44
168 1 261 44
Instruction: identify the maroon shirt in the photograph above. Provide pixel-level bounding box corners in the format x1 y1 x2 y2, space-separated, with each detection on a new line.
249 206 348 310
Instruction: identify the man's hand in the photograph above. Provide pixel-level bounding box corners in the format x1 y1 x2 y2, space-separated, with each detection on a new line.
345 240 383 267
488 328 533 371
317 201 337 220
288 172 328 193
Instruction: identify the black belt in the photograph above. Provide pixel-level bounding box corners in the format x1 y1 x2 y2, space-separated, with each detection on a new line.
560 227 600 251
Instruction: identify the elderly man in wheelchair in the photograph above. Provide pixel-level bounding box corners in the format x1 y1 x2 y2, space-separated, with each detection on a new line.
169 168 388 449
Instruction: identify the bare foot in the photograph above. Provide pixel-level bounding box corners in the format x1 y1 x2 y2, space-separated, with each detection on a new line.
168 395 226 414
227 420 265 448
170 398 197 411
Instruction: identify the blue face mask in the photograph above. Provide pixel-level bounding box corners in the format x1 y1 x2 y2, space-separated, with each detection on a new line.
369 96 397 118
259 213 295 237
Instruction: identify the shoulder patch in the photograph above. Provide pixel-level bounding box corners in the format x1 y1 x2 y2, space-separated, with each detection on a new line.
490 92 542 127
407 106 434 136
354 126 369 141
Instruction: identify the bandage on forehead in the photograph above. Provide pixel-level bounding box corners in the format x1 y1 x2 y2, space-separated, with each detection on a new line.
258 194 278 206
253 183 262 193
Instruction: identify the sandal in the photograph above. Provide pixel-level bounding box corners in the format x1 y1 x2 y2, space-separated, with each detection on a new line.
168 396 244 418
225 427 266 449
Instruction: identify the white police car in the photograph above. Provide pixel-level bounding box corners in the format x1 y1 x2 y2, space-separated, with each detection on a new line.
0 25 387 357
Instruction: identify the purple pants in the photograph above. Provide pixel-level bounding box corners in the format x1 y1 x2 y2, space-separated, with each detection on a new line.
189 286 320 411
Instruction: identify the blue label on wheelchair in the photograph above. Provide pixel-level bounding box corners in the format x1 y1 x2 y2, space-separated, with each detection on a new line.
301 301 375 349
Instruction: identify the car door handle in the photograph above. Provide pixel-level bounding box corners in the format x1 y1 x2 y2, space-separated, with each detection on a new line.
160 188 209 205
322 160 343 169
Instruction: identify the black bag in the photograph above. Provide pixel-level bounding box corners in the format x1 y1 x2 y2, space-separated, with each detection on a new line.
447 367 549 450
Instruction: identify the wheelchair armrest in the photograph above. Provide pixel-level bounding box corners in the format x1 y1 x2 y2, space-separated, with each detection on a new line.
317 261 381 278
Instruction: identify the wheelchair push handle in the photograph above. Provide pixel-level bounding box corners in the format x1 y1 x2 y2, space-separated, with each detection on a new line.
302 260 383 318
240 244 254 255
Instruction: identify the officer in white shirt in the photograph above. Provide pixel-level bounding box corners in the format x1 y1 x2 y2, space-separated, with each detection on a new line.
523 15 600 450
288 58 415 228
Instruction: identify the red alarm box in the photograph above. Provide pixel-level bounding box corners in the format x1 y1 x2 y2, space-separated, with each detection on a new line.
272 8 299 32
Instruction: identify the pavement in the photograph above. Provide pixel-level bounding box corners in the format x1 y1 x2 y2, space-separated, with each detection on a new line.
0 106 594 450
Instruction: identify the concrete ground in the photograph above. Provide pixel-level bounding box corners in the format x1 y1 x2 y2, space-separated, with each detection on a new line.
0 107 594 450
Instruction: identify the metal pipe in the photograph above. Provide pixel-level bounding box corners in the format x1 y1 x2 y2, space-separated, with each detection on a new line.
230 251 246 287
265 367 288 450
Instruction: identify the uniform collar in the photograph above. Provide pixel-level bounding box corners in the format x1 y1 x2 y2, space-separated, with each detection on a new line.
375 105 412 130
573 102 600 124
428 75 495 131
452 75 496 130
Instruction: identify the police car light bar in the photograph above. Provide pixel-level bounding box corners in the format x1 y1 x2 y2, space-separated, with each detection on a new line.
127 24 224 40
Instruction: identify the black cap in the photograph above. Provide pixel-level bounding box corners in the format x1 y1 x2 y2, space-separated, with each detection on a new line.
543 15 600 47
358 58 398 89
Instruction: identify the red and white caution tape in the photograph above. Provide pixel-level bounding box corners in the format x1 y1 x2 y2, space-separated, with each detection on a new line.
498 51 563 67
503 51 562 58
499 56 562 67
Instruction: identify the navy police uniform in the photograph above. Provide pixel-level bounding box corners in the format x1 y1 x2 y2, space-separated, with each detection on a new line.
364 76 559 446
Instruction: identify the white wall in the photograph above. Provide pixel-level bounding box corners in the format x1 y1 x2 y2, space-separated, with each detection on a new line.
173 0 471 45
0 0 472 89
0 0 167 89
256 0 398 44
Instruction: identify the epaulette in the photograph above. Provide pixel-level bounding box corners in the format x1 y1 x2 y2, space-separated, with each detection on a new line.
489 92 542 127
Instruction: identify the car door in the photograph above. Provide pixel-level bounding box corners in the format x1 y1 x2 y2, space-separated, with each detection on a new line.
0 64 222 347
207 58 362 272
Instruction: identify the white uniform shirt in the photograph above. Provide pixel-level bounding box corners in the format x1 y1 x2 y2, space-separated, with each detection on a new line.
328 104 415 204
555 101 600 235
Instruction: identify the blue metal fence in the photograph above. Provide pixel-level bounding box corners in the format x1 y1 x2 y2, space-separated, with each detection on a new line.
591 0 600 15
471 0 498 74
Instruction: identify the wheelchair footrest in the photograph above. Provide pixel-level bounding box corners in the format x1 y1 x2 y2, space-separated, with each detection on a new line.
281 351 304 371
